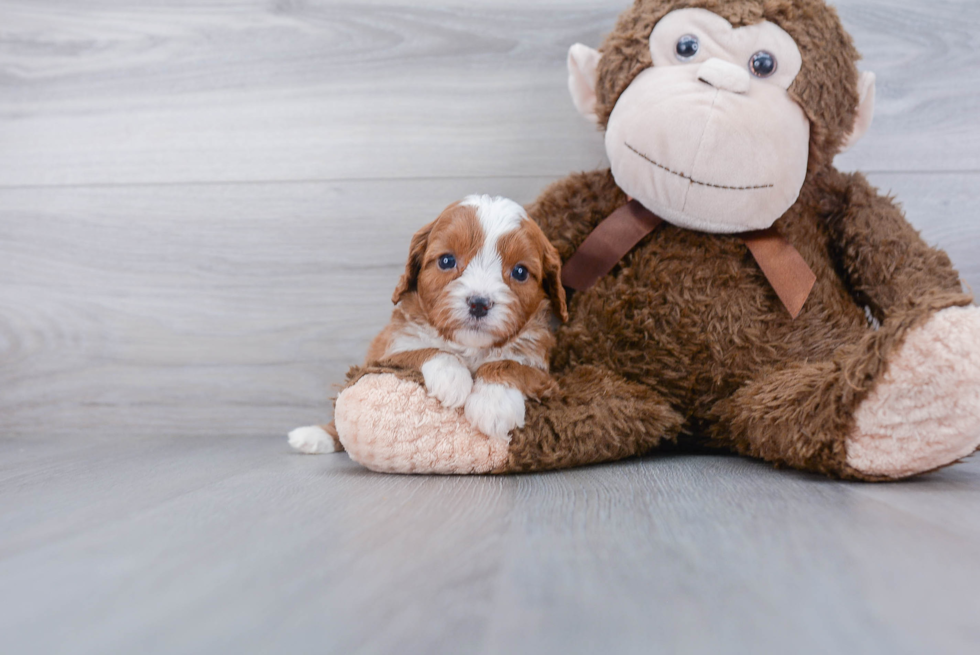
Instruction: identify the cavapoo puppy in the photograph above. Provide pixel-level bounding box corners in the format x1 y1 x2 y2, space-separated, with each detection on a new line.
289 195 567 454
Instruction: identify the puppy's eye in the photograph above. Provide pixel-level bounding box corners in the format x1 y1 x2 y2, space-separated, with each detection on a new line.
438 254 456 271
750 51 777 77
511 264 529 282
675 35 699 61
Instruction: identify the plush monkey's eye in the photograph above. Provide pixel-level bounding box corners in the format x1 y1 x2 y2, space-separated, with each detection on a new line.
675 35 699 61
438 254 456 270
511 264 529 282
750 51 777 77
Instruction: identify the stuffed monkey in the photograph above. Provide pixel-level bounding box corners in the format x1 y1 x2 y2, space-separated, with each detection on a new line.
330 0 980 480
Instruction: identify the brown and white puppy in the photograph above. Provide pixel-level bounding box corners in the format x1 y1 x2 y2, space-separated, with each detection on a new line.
288 195 567 453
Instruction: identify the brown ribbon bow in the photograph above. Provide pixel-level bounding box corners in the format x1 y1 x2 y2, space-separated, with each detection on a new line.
560 200 816 319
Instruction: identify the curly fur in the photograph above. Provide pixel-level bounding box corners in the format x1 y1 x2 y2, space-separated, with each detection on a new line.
526 166 970 479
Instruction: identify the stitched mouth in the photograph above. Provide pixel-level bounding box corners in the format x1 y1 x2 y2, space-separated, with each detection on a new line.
625 143 774 191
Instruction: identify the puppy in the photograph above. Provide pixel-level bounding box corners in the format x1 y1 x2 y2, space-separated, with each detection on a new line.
288 195 567 454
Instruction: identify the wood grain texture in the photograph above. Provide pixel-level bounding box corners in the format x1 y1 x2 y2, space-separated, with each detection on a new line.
0 437 978 654
0 177 555 438
1 0 979 187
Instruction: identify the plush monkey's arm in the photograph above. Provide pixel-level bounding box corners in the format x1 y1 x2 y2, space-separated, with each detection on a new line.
824 172 971 322
527 169 628 262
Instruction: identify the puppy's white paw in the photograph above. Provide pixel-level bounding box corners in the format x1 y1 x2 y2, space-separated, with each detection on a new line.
287 425 336 454
421 353 473 409
464 381 525 441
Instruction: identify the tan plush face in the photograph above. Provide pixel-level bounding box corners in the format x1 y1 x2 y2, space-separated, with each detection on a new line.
569 6 876 234
397 196 566 349
604 9 809 233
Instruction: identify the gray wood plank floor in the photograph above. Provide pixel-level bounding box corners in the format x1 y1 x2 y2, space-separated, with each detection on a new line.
1 1 979 653
2 438 979 655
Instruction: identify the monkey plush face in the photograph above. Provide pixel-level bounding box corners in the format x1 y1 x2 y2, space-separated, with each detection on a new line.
606 9 809 233
569 3 876 234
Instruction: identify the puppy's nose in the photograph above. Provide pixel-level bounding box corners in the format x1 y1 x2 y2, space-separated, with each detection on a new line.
468 296 493 319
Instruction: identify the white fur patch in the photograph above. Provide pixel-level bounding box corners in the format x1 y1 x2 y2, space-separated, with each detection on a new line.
287 425 336 454
448 248 515 348
421 352 473 409
449 195 527 347
387 317 450 358
464 380 526 441
460 194 527 239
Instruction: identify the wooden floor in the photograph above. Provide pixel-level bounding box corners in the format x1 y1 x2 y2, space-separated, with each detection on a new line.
1 1 979 653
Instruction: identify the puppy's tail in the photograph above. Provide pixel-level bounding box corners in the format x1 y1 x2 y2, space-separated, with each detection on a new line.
287 423 344 454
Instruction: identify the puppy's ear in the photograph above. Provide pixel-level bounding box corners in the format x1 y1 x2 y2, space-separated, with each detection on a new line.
541 238 568 322
392 221 433 304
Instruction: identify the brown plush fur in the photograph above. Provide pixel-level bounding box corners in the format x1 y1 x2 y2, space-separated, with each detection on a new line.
338 0 972 479
506 0 969 479
520 166 968 479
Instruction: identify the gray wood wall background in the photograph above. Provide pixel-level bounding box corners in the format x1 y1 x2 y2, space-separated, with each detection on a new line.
2 0 978 439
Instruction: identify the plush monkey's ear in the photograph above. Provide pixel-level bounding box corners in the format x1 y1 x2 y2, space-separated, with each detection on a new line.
392 221 433 305
568 44 601 124
840 71 876 153
541 240 569 322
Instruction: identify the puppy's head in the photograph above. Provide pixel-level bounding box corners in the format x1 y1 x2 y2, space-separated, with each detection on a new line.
393 195 567 349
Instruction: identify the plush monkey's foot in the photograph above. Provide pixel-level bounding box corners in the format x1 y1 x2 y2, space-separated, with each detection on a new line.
847 306 980 479
333 374 510 474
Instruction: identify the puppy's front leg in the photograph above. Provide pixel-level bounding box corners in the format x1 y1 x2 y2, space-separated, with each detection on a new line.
380 349 473 409
465 361 558 441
